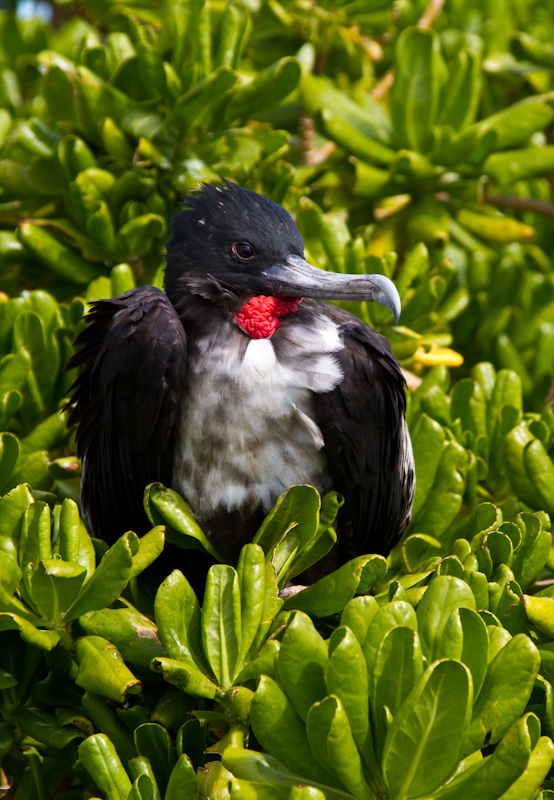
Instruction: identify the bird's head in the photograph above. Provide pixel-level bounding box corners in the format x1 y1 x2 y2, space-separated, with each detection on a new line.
164 181 401 325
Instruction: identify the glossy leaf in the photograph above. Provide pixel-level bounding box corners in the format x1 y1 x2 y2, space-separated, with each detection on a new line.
250 676 339 787
154 569 205 669
165 754 198 800
282 556 385 617
306 696 370 799
134 723 176 796
78 604 165 668
390 28 443 153
465 634 540 754
144 483 222 559
382 660 472 799
201 564 241 688
65 532 139 621
236 544 266 672
416 575 476 661
78 734 132 800
151 656 219 699
275 611 328 722
435 715 548 799
75 635 142 703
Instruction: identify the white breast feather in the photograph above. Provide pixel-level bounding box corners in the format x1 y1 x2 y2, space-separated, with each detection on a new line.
172 317 344 518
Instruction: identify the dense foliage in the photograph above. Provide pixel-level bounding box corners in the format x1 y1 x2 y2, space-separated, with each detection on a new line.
3 0 554 798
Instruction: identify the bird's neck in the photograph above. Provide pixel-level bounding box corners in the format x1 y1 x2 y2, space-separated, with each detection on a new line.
235 295 302 339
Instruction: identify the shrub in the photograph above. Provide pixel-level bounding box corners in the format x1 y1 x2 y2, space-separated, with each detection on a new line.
2 0 554 798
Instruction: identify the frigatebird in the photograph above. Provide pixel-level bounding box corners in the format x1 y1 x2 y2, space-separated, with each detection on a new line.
67 182 414 575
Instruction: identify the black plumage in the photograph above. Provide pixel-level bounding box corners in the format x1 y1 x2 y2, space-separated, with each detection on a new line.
66 182 414 573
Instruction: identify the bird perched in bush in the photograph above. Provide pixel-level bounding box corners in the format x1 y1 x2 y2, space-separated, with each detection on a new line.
67 182 414 575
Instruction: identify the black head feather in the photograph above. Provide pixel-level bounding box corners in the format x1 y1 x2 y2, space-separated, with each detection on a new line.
164 181 304 304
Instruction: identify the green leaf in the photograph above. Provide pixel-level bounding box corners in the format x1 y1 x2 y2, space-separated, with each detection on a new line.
435 715 546 799
0 548 21 596
416 575 476 661
274 611 328 722
0 610 61 652
340 596 380 647
390 27 443 153
306 696 371 799
236 544 266 674
129 526 165 579
250 676 339 787
154 570 205 670
438 49 482 131
497 735 554 799
457 608 489 697
65 531 139 621
79 603 165 668
523 438 554 516
364 601 418 674
464 93 554 151
172 67 237 128
253 486 319 573
128 771 159 800
0 432 19 493
465 634 540 754
409 414 445 517
326 627 369 752
81 692 137 767
282 556 385 617
512 513 551 588
78 734 133 800
26 558 87 622
223 57 301 123
0 484 34 559
165 754 198 800
223 749 352 800
17 223 103 283
302 73 392 150
201 564 241 688
19 500 51 570
14 707 84 748
58 498 81 563
0 351 30 398
118 214 167 257
523 594 554 637
75 635 142 703
134 723 176 796
372 626 424 742
485 146 554 183
247 559 283 660
151 656 219 699
382 660 472 799
144 483 222 559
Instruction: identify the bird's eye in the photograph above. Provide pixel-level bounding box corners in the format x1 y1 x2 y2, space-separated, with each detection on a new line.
232 241 255 261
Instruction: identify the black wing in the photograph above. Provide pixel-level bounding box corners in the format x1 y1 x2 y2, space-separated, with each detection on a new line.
313 307 414 562
65 286 187 540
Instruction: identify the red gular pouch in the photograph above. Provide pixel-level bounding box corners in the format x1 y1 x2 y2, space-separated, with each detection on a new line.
235 295 302 339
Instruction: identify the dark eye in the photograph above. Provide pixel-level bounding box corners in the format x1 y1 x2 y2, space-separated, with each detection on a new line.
232 241 255 261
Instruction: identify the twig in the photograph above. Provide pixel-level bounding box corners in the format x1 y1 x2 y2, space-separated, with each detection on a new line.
417 0 446 30
371 70 394 101
299 110 336 165
485 193 554 221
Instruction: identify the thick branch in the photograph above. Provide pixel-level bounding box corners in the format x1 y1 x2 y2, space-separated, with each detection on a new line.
485 193 554 221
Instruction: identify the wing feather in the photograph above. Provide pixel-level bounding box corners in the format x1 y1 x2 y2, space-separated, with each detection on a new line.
65 286 187 539
313 309 414 561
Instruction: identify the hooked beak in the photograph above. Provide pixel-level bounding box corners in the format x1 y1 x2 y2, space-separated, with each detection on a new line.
263 255 401 324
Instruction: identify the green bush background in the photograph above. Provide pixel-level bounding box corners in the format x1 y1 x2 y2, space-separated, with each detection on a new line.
3 0 554 798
